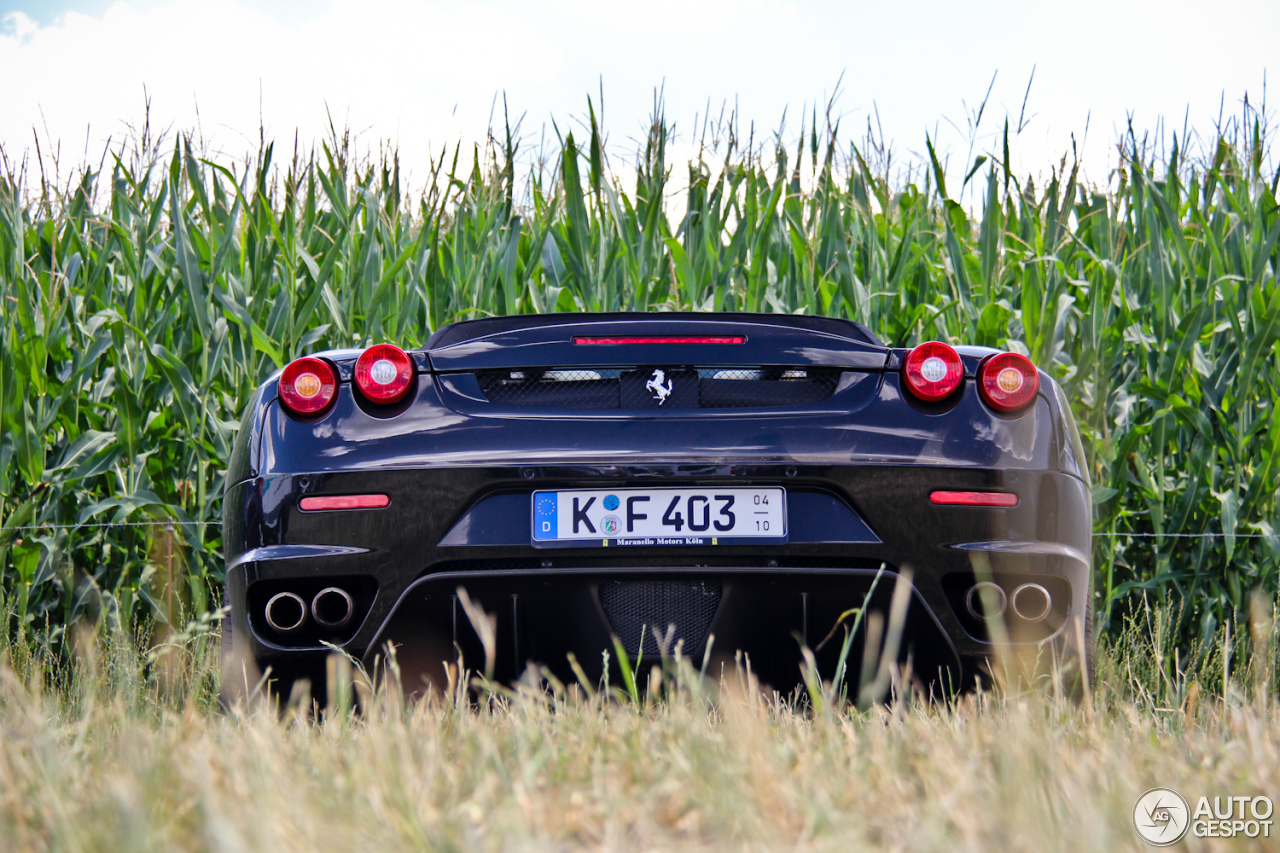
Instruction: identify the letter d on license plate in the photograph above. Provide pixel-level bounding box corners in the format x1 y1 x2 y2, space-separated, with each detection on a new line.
532 487 787 547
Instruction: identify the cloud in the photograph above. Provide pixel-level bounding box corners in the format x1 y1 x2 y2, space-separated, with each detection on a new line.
0 0 323 26
1 0 1275 194
0 0 566 181
1 10 36 38
1 1 121 27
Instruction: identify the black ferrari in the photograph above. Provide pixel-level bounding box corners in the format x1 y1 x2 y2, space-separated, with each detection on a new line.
221 312 1092 701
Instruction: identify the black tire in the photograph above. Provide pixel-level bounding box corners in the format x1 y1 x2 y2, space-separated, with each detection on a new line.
220 585 233 662
219 583 237 711
1064 598 1095 703
1083 596 1096 694
218 583 317 712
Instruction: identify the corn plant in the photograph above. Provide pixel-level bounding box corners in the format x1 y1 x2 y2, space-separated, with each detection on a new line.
1 103 1277 657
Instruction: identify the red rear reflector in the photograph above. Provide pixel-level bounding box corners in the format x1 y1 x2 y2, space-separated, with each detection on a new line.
978 352 1040 413
930 491 1018 507
902 342 964 402
573 336 746 345
279 357 338 416
299 494 390 511
354 344 415 404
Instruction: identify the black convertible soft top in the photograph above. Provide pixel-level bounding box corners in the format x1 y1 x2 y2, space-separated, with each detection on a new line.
425 312 884 350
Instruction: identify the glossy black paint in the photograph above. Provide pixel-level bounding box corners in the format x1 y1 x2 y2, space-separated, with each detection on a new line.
222 312 1092 698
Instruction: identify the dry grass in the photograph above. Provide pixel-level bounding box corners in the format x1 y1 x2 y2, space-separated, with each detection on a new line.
0 620 1278 853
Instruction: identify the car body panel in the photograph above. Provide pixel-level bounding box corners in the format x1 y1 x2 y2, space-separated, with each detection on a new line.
222 312 1092 699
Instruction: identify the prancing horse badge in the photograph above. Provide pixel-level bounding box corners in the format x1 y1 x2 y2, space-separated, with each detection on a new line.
646 368 673 405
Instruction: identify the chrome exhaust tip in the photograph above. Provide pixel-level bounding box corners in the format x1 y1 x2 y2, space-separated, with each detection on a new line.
965 582 1007 620
311 587 354 630
1011 583 1052 623
264 592 308 633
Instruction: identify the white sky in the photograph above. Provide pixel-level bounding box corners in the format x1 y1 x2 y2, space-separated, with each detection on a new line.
1 0 1276 197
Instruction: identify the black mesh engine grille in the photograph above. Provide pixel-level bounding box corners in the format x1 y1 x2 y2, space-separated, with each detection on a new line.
477 367 841 409
598 579 722 658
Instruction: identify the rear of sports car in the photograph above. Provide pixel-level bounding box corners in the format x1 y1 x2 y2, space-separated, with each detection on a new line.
221 313 1093 702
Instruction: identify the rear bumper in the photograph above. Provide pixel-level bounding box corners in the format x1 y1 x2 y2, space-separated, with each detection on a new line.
223 462 1091 693
364 567 962 693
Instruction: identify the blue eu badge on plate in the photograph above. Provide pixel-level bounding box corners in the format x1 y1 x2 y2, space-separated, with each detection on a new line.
534 493 558 539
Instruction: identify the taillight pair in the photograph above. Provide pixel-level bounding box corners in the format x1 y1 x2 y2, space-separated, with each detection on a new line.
278 344 415 416
901 342 1039 412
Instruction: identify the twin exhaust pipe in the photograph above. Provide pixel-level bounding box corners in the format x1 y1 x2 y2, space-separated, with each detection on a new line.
264 587 354 634
965 581 1052 623
272 580 1053 635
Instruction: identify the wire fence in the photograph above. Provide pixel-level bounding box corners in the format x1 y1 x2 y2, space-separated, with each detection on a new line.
0 521 1273 540
1 521 215 531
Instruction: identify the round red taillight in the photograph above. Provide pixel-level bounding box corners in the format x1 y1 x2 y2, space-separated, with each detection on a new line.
278 357 337 416
978 352 1040 413
902 341 964 402
354 344 414 404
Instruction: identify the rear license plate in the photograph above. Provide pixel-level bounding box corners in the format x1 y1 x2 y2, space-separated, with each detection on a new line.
532 487 787 547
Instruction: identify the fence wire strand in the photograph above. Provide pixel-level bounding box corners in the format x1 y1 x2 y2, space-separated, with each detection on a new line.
0 521 1274 540
1 521 212 532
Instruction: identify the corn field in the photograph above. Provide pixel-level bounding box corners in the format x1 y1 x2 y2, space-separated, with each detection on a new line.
1 105 1278 656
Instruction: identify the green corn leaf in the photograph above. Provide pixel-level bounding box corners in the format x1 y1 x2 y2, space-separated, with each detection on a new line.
14 399 44 487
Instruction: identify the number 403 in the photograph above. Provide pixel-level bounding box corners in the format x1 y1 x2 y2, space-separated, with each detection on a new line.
660 495 736 532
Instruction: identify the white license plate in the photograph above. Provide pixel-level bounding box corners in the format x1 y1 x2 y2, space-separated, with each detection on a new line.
532 487 787 547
